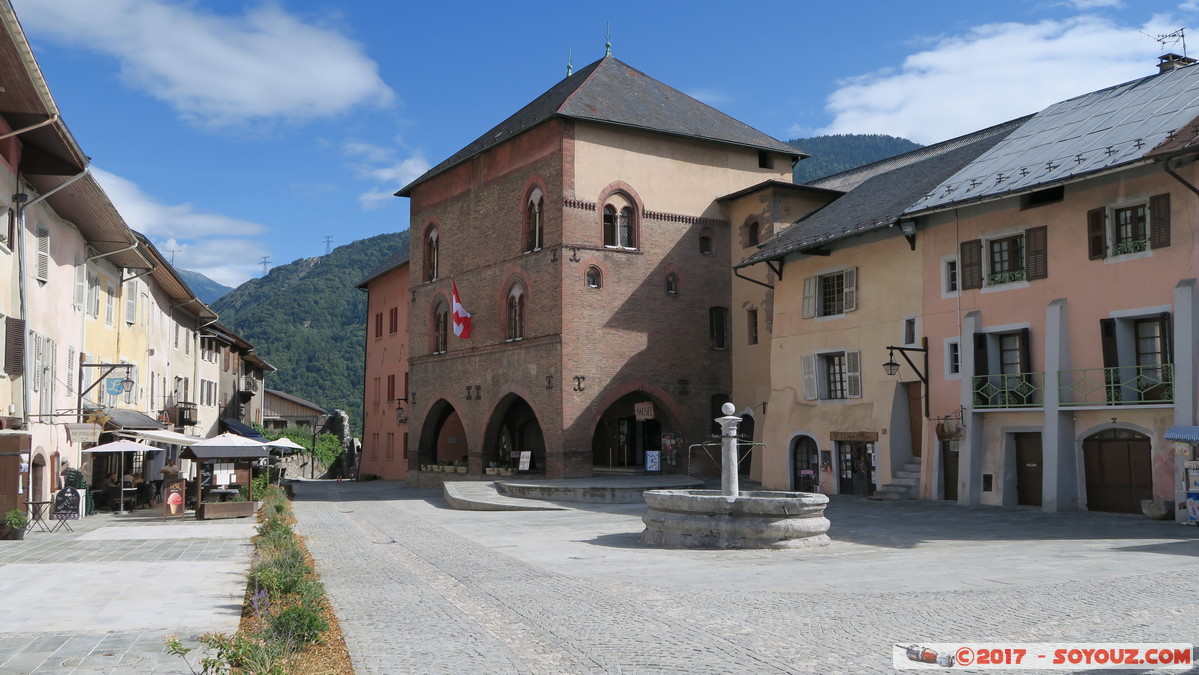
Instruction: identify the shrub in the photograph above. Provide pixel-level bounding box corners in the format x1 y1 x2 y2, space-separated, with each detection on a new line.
268 606 327 646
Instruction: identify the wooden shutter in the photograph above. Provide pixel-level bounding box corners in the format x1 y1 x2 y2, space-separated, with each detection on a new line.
4 317 24 376
125 280 137 324
1159 311 1173 366
960 239 983 289
1018 327 1032 373
973 333 989 376
1087 207 1106 259
801 276 817 318
842 267 858 312
31 333 41 392
846 350 862 398
73 262 87 308
1099 318 1118 369
1149 193 1171 249
1025 226 1047 280
35 228 49 281
801 354 817 400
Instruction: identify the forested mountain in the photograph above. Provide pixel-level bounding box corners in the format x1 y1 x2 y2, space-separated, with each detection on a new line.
211 231 409 434
178 269 233 304
789 134 923 183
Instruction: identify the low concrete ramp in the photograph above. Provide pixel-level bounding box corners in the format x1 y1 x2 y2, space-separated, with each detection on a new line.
442 481 567 511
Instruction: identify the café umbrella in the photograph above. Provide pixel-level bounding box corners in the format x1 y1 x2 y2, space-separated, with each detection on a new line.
82 439 163 515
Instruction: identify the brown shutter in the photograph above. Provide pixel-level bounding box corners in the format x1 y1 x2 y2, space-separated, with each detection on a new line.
1149 193 1170 249
4 316 24 376
1018 327 1032 373
960 239 983 290
1087 208 1106 260
973 333 989 376
1025 226 1047 280
1160 311 1173 366
1099 318 1118 369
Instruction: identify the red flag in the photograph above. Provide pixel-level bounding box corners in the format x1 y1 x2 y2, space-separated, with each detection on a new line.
451 278 472 339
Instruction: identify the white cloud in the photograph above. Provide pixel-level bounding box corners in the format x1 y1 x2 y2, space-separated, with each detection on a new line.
685 88 732 106
1060 0 1122 8
818 16 1172 144
92 167 267 285
341 142 430 209
13 0 395 127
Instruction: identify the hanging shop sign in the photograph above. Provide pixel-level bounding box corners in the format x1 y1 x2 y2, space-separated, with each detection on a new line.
634 402 655 421
65 423 102 444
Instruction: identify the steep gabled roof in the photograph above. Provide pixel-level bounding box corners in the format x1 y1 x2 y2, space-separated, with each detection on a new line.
397 56 801 196
740 117 1028 267
908 62 1199 215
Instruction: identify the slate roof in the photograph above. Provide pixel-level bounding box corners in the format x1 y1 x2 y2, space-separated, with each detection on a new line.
356 244 410 289
908 62 1199 215
740 117 1028 267
397 56 801 196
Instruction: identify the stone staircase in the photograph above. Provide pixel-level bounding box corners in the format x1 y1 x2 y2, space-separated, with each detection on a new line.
872 457 922 501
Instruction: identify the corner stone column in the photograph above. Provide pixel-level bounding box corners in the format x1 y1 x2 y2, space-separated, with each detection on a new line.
959 310 983 505
1174 279 1197 522
1042 298 1078 512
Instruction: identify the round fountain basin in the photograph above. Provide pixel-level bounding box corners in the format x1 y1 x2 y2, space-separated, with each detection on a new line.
641 489 831 550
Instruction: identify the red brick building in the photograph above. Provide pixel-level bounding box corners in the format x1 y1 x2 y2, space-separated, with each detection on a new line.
397 56 799 478
357 249 411 480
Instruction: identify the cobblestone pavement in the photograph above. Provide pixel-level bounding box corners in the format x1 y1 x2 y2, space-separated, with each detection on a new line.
292 481 1199 675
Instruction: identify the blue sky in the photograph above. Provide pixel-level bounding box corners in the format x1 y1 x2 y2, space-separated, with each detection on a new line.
10 0 1197 286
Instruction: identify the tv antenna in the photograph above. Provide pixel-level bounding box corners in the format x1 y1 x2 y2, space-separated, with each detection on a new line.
323 236 333 255
259 256 271 276
165 248 180 266
1145 28 1187 57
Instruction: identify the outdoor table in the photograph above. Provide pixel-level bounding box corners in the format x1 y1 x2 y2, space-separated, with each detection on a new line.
25 500 51 532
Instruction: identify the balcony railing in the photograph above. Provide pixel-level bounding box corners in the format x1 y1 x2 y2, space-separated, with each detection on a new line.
164 401 198 427
1058 364 1173 406
972 372 1043 408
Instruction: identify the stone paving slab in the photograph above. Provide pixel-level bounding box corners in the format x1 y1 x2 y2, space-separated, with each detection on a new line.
0 510 254 673
294 480 1199 674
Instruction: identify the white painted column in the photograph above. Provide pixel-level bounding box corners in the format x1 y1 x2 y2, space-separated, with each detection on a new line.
959 311 983 505
1042 298 1078 512
1173 279 1197 523
717 402 742 497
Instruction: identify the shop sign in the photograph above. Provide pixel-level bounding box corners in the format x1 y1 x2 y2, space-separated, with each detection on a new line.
634 402 655 421
65 423 102 444
1174 442 1194 457
830 431 878 442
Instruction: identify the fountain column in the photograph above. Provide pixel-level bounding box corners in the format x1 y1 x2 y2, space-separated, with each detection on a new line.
718 402 741 497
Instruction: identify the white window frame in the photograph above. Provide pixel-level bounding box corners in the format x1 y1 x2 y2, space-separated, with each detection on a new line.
944 337 961 380
801 349 862 401
802 266 857 319
941 254 959 299
1102 196 1155 263
979 224 1030 292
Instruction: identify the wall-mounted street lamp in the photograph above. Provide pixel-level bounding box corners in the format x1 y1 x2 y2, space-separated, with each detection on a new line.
882 337 929 418
395 398 408 425
899 220 918 251
77 362 135 420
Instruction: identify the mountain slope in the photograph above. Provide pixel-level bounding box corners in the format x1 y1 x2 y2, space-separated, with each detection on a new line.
790 134 923 184
211 231 410 434
178 269 234 304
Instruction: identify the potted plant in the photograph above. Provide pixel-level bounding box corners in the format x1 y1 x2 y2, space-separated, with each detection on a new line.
455 458 468 474
485 461 499 476
498 463 514 477
3 508 29 540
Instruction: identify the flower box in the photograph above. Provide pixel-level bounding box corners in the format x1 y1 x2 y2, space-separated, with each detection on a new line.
198 501 257 520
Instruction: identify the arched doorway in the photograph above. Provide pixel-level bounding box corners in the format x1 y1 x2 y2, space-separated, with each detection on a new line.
418 400 468 467
30 452 46 502
791 436 819 492
592 392 677 472
484 395 545 473
1083 428 1152 513
737 415 755 476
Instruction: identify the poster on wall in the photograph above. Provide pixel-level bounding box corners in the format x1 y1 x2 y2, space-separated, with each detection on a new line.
645 450 661 472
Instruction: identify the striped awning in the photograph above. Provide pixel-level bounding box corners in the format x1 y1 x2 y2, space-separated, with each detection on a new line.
1164 426 1199 442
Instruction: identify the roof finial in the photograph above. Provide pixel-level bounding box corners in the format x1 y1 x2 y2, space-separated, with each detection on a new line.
567 46 573 77
605 22 611 57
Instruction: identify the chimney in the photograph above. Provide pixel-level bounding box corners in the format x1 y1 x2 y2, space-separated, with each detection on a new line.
1158 53 1197 73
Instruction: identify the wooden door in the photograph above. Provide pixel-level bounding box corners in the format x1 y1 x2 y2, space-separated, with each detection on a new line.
906 382 923 456
838 443 873 496
1083 430 1152 513
1015 432 1042 507
941 440 959 501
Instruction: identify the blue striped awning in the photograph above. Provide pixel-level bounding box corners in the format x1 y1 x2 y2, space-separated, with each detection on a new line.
1164 426 1199 442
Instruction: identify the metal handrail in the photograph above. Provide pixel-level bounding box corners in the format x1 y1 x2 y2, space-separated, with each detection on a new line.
971 372 1043 408
1057 364 1173 406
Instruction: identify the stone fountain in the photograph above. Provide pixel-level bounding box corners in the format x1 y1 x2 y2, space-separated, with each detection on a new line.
640 402 831 549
